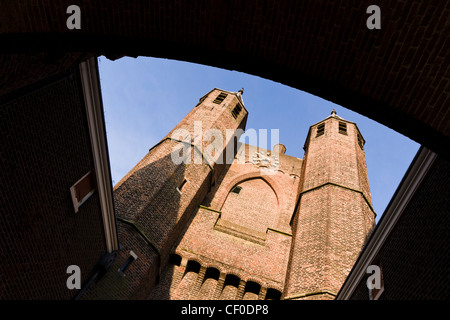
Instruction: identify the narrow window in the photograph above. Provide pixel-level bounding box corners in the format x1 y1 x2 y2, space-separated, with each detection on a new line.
231 103 243 119
177 179 187 193
339 122 347 135
231 186 242 194
357 133 364 150
213 92 228 104
316 123 325 137
70 171 96 213
118 251 138 276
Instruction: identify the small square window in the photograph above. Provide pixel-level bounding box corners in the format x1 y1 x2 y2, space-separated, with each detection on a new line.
231 186 242 194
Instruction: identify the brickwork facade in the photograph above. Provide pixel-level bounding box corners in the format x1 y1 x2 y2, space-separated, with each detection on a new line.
0 67 108 299
91 89 374 300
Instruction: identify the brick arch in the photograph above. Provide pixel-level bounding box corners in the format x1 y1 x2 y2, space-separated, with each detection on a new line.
184 259 201 273
265 287 283 300
3 2 449 160
242 280 262 300
243 277 265 288
203 265 222 277
222 271 242 281
212 173 286 214
203 267 220 281
267 285 284 293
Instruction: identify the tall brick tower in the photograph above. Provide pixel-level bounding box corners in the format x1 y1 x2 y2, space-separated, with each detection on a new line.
283 110 376 300
85 90 375 301
84 88 248 299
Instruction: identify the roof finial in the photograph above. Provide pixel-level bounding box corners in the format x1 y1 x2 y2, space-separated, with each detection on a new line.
331 109 336 116
238 88 244 95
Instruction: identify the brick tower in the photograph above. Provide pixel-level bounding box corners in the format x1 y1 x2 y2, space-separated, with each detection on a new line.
283 110 376 300
85 90 374 300
84 88 248 299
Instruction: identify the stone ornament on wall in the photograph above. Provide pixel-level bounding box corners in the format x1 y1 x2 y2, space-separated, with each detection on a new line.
251 151 279 172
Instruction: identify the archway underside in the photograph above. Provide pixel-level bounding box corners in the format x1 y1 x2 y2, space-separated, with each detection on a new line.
1 1 449 158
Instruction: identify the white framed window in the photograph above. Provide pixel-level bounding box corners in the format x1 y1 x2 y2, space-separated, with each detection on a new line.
70 171 96 213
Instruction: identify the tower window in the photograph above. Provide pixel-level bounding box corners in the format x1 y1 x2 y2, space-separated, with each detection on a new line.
177 179 187 193
213 92 228 104
357 133 364 150
231 103 243 119
231 186 242 194
339 122 347 135
316 123 325 137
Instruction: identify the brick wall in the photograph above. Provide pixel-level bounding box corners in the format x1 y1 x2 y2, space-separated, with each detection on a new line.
0 67 107 299
349 156 450 300
220 178 278 235
147 142 301 299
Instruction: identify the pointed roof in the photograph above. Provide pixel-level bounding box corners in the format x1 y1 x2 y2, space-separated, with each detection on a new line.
325 108 345 121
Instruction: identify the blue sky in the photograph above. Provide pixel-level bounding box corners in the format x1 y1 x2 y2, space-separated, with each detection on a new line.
98 56 420 224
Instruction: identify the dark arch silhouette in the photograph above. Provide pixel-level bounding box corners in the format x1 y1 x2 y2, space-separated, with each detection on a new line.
2 1 449 159
168 253 182 266
185 260 201 274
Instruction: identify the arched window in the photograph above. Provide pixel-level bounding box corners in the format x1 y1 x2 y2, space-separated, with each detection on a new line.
220 274 240 300
185 260 201 274
243 281 261 300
